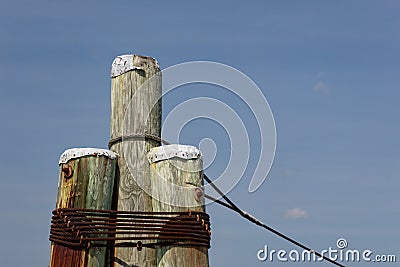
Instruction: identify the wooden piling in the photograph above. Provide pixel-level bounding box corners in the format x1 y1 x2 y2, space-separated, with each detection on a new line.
109 55 161 267
49 148 117 267
147 145 209 267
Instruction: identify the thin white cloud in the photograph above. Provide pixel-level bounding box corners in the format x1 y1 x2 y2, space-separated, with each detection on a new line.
313 80 331 94
313 72 331 94
285 208 308 219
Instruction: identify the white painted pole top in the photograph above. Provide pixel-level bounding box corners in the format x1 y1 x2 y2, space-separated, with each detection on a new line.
111 54 159 78
59 148 118 165
147 144 202 164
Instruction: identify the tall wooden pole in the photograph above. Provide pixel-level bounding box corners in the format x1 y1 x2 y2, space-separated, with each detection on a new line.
109 55 161 267
49 148 117 267
148 145 209 267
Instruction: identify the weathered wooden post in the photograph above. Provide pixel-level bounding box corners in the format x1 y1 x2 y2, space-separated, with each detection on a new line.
147 145 209 267
109 55 161 267
49 148 117 267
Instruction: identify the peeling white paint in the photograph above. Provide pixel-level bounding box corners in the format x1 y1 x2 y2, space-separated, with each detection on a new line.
59 148 118 165
111 54 159 77
147 145 201 164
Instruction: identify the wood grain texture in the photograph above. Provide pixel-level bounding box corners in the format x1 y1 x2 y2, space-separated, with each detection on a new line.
110 55 161 267
49 155 117 267
149 149 209 267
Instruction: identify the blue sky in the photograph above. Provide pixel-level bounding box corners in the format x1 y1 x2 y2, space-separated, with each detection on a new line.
1 1 399 266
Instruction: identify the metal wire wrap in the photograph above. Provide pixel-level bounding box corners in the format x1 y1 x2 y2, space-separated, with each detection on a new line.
49 208 211 250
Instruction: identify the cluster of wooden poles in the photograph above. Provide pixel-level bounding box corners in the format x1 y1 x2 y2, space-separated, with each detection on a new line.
49 55 210 267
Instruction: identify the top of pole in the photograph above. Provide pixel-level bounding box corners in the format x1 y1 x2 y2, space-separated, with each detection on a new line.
147 144 202 164
111 54 160 78
59 148 118 164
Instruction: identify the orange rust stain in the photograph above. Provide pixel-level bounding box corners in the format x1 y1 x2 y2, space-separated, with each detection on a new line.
50 244 84 267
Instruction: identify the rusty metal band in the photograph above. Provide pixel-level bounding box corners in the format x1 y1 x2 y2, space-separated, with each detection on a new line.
108 133 170 149
49 208 211 250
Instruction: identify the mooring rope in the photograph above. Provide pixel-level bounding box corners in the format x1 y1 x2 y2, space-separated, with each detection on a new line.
202 180 345 267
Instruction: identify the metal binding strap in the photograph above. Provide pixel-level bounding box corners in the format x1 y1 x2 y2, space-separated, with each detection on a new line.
108 133 170 149
50 208 211 250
